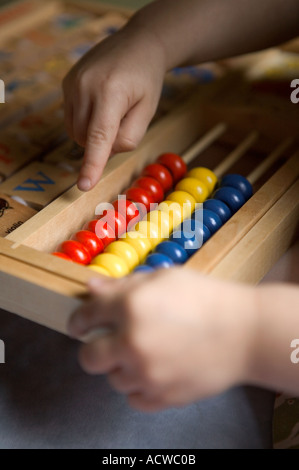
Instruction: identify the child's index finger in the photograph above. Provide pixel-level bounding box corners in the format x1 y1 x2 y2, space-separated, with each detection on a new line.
77 100 124 192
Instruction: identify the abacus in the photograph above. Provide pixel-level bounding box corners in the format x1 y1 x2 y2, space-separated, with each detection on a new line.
0 0 298 336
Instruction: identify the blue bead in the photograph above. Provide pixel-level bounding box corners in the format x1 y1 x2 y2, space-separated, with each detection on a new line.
170 230 200 257
146 253 175 269
155 241 188 265
202 209 223 234
134 265 155 274
195 224 212 244
220 174 253 201
213 186 246 213
203 199 232 223
179 218 211 244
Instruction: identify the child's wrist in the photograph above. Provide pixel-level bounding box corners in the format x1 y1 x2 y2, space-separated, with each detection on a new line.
242 286 267 387
124 10 169 73
225 283 261 387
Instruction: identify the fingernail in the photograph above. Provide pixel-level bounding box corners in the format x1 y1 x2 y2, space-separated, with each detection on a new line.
78 177 91 191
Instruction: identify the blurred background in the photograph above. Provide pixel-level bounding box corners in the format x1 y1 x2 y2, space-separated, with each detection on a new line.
0 0 151 9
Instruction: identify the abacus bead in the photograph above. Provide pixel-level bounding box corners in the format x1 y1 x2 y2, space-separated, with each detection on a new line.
187 167 218 195
61 240 91 265
194 224 211 245
220 174 253 201
134 220 163 249
134 265 155 274
158 200 185 229
88 265 111 277
157 153 187 183
85 219 116 247
98 209 127 238
105 241 139 271
170 230 200 257
134 176 164 203
155 241 188 265
91 253 129 278
52 252 73 262
213 186 246 213
112 199 140 228
175 177 209 203
166 191 197 219
145 210 173 237
192 208 222 234
203 199 231 223
122 232 152 263
203 209 223 234
125 187 155 215
146 253 174 269
180 218 211 244
74 230 104 258
141 163 173 192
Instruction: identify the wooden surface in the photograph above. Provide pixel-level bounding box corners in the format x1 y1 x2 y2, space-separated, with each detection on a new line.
0 261 83 334
0 193 36 236
210 179 299 283
0 162 77 208
0 0 62 45
187 151 299 274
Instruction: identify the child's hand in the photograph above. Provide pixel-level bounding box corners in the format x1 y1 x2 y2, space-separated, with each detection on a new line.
68 269 258 411
63 26 165 191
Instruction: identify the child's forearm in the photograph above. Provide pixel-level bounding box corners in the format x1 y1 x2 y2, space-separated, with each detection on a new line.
126 0 299 70
249 284 299 395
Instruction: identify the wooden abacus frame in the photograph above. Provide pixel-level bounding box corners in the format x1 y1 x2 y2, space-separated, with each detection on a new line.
0 0 298 336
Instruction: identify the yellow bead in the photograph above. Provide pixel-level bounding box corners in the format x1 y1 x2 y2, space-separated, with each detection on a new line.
105 241 139 272
91 253 129 278
166 191 197 218
158 200 185 229
134 220 164 249
145 210 173 237
187 167 218 195
121 232 152 263
88 265 111 277
175 177 209 203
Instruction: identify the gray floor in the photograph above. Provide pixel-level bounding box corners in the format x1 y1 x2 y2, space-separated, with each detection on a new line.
0 304 275 449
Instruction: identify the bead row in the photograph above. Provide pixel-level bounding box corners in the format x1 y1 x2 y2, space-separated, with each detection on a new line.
89 167 220 276
52 152 188 264
90 173 253 277
136 174 253 272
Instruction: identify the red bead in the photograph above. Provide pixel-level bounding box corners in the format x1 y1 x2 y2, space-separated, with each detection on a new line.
74 230 104 258
141 163 173 193
85 219 116 247
125 187 155 216
133 176 164 203
157 153 187 183
61 240 91 265
84 219 97 233
98 209 127 238
112 199 140 228
52 252 73 262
